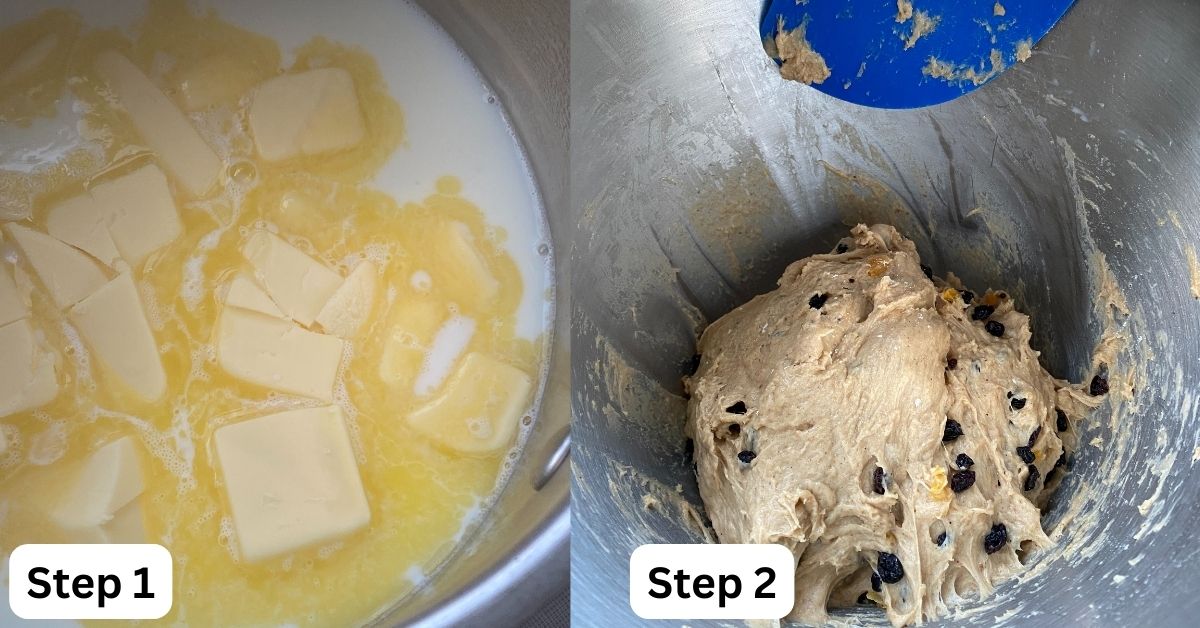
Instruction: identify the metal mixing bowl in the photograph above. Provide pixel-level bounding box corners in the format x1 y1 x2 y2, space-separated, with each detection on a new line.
392 1 570 626
571 0 1200 625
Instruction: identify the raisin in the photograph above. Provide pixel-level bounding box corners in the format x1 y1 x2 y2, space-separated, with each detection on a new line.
870 571 882 592
960 290 975 304
1055 408 1069 432
872 467 886 494
1024 464 1041 491
686 354 702 376
1010 397 1026 410
1028 426 1042 447
1089 374 1109 396
836 242 850 254
935 532 947 546
950 469 976 493
946 357 958 370
956 453 974 468
737 450 756 464
943 419 964 442
920 264 933 279
971 304 995 321
1016 446 1034 464
809 293 829 309
726 401 747 414
848 278 856 284
728 423 741 436
983 523 1008 554
857 592 871 605
985 320 1005 337
877 552 904 583
1055 453 1067 468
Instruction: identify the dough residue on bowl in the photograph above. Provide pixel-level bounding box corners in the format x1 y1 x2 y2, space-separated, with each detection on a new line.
683 224 1105 626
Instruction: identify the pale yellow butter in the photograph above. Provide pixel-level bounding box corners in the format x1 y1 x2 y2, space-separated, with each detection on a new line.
408 353 532 454
0 263 28 327
0 318 59 418
213 405 370 562
50 436 147 544
90 163 183 267
5 223 109 309
379 299 445 387
94 51 222 198
45 194 122 268
429 221 500 309
224 274 284 318
248 67 366 161
215 306 343 401
68 273 166 402
242 230 343 326
315 260 377 338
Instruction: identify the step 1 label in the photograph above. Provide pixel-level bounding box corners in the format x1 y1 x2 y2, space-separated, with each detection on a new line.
629 543 794 619
8 544 172 620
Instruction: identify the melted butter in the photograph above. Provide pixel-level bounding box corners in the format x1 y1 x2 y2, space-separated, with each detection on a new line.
0 1 538 625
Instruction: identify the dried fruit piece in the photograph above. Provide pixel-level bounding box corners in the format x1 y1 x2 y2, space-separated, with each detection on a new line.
1016 446 1035 464
983 523 1008 554
956 453 974 468
985 320 1005 337
726 401 747 414
877 552 904 583
935 532 947 546
1055 408 1069 432
1010 397 1026 410
946 357 958 370
870 571 882 592
1089 374 1109 396
737 450 756 464
943 419 964 442
950 469 976 493
941 287 959 302
809 292 829 309
1028 426 1042 447
971 304 995 320
872 466 886 494
920 264 933 279
960 290 975 304
1024 464 1040 491
835 242 849 254
728 423 741 436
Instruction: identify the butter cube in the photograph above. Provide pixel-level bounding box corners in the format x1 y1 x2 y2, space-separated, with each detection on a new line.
214 405 370 562
0 319 59 418
90 164 183 267
94 51 222 198
68 273 166 402
407 353 532 454
242 230 343 326
248 68 365 161
429 222 500 310
379 299 446 387
224 274 284 318
0 263 28 327
45 194 121 268
5 223 109 309
315 261 377 338
216 306 343 401
50 436 146 543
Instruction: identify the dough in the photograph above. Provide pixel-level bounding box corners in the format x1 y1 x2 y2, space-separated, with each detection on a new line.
684 225 1101 626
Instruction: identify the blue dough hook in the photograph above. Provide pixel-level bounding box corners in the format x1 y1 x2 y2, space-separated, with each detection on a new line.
761 0 1075 109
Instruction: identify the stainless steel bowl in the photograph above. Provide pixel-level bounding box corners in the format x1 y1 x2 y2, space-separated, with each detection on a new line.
393 1 571 627
571 0 1200 625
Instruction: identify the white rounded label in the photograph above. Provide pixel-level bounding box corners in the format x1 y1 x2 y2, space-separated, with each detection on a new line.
8 544 173 620
629 543 795 619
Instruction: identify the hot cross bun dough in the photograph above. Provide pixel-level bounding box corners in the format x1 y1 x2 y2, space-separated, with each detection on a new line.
683 224 1101 626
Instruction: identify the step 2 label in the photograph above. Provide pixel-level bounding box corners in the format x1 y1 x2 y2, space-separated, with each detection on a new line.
629 543 794 619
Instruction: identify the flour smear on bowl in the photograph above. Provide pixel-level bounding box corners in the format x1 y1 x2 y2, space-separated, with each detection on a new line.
0 0 551 625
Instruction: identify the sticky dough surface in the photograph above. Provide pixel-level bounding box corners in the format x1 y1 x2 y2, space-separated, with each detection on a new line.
684 224 1099 625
